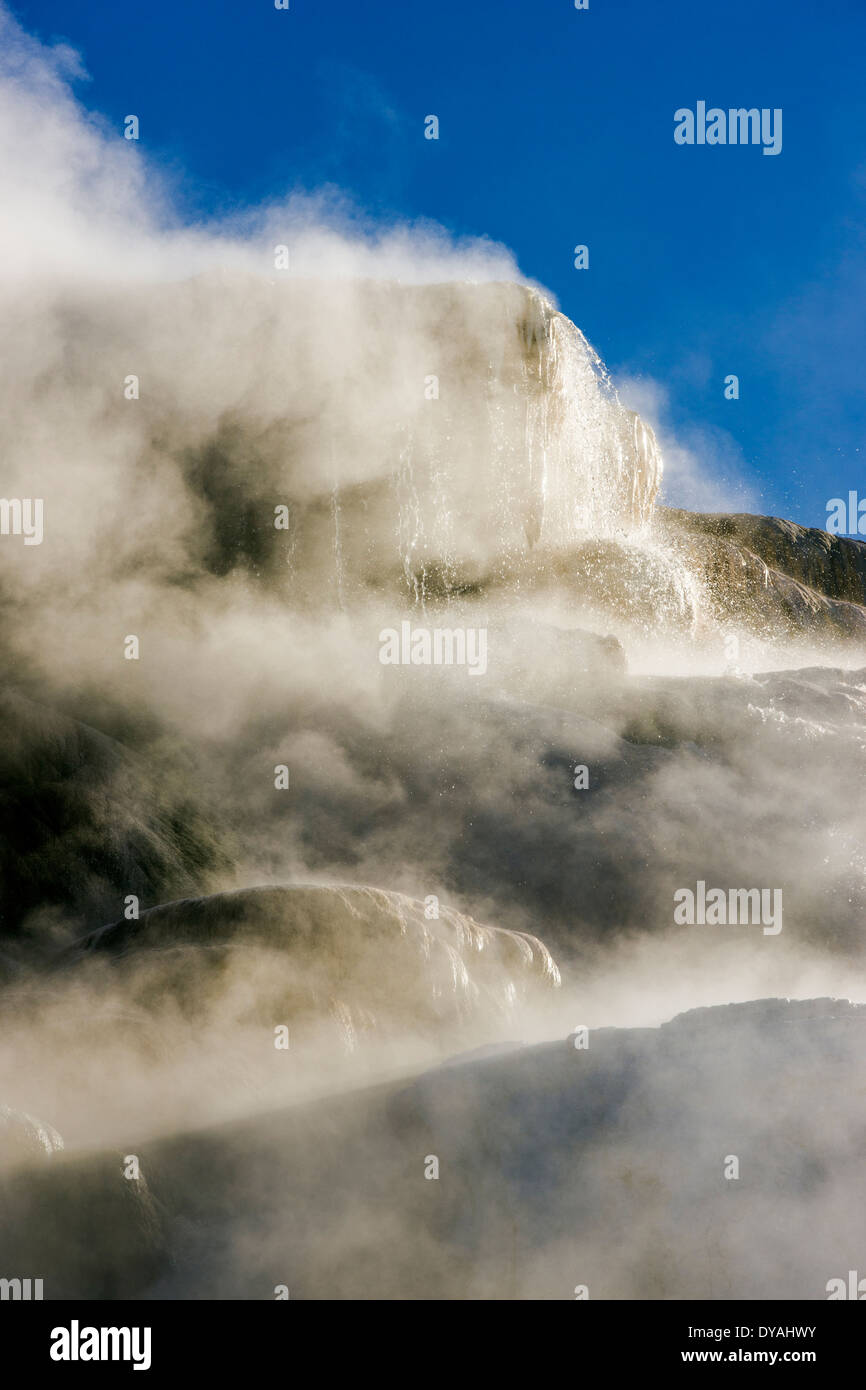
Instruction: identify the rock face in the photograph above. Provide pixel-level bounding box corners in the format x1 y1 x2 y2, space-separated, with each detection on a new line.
658 508 866 645
3 998 863 1299
667 510 866 604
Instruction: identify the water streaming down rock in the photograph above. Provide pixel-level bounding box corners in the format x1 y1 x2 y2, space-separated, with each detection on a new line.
63 884 561 1046
0 1104 64 1173
369 283 667 602
389 285 664 589
0 274 666 612
2 271 864 649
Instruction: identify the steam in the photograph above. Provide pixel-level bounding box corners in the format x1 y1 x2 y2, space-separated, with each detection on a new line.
617 372 760 515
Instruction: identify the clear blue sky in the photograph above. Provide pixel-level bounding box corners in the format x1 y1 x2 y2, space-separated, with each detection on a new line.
12 0 866 528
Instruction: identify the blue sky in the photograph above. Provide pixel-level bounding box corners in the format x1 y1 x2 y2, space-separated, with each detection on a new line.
11 0 866 528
